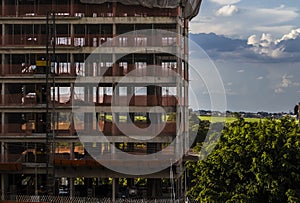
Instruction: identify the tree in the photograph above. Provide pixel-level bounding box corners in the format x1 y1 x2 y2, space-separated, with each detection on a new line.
188 117 300 203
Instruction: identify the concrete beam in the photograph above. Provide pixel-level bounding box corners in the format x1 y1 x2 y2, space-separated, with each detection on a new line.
0 134 174 143
55 166 177 179
0 17 177 24
0 106 176 113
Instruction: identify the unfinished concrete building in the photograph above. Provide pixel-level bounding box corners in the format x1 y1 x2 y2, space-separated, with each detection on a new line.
0 0 201 201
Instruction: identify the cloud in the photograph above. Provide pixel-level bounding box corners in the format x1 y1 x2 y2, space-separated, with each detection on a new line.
216 5 239 16
254 6 298 24
274 74 297 93
237 69 245 73
247 35 259 47
209 0 240 5
260 33 273 47
257 76 264 80
245 29 300 60
276 28 300 43
190 4 299 39
191 29 300 62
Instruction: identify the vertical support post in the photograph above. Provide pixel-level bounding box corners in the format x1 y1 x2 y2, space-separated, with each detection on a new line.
1 173 4 200
1 141 4 200
1 83 4 106
112 23 116 39
112 178 116 203
70 53 75 75
1 113 4 136
1 0 5 16
1 54 4 76
15 0 19 17
69 178 74 197
112 2 116 17
1 22 6 54
183 19 189 154
70 0 74 16
2 24 5 74
69 143 74 197
1 142 4 163
70 83 75 135
35 166 38 195
4 143 7 165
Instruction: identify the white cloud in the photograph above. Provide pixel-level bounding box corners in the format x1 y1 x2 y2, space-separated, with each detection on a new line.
247 35 259 47
253 25 296 38
190 4 299 39
257 76 264 80
260 33 273 47
274 74 296 93
275 28 300 44
247 32 292 59
209 0 240 5
237 69 245 73
275 87 283 93
216 5 239 16
255 6 298 24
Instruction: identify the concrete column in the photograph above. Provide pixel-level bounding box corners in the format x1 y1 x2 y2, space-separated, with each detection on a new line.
184 82 189 153
1 54 4 76
1 142 4 162
35 166 38 195
4 143 7 163
112 178 116 203
70 0 74 16
1 24 5 76
176 20 182 76
112 23 116 37
111 142 115 159
70 54 75 75
112 2 116 17
175 81 183 157
1 82 4 106
112 23 116 48
70 23 74 40
1 174 4 200
1 0 5 16
69 112 74 136
184 20 189 81
69 178 74 197
70 142 75 159
69 143 75 196
112 83 119 136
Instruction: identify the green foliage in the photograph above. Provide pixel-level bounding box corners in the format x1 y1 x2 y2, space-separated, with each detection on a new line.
188 116 300 202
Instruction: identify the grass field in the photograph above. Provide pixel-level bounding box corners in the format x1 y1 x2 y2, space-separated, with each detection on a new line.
199 116 263 123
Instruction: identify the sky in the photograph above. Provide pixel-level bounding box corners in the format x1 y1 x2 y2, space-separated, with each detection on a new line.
188 0 300 113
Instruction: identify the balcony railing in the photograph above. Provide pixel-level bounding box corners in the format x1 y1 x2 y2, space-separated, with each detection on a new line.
1 34 178 48
1 62 181 77
0 92 179 106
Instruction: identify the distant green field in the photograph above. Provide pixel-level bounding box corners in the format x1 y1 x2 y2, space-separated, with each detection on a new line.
199 116 263 123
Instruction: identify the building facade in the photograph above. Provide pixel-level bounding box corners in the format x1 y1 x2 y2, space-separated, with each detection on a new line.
0 0 201 201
